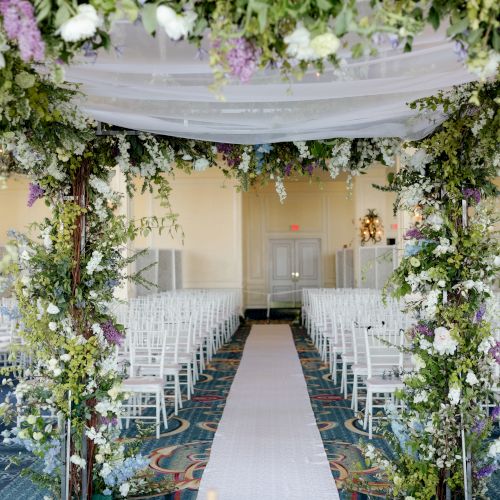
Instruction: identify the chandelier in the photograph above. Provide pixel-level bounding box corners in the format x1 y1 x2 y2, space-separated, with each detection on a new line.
360 209 384 245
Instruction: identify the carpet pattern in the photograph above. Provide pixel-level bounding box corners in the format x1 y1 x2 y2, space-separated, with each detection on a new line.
0 325 498 498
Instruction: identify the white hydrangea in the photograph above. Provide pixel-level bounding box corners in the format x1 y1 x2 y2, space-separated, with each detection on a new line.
59 5 102 43
86 250 103 275
284 24 316 61
156 5 197 41
433 327 457 355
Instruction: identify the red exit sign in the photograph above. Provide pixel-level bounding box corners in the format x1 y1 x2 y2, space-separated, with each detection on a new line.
290 224 300 232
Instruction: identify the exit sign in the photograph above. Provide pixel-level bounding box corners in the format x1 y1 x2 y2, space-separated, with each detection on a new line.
290 224 300 232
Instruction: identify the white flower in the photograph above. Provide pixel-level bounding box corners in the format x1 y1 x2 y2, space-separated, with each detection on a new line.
413 390 428 403
433 238 456 256
433 327 457 355
426 212 444 231
448 384 461 405
48 322 57 332
60 353 71 362
26 415 37 425
284 25 316 61
107 384 122 401
119 482 130 497
46 303 60 315
310 32 340 58
95 453 104 463
412 354 426 372
465 370 479 386
479 336 495 354
70 454 87 469
156 5 197 41
86 250 103 275
59 5 102 43
488 438 500 458
20 249 31 261
100 462 112 478
33 431 43 441
193 158 209 172
494 256 500 267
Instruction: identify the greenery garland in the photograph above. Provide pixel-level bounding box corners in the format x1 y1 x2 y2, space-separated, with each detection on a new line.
364 81 500 499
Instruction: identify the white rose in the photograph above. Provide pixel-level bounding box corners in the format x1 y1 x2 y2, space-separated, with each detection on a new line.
433 327 457 355
448 385 461 405
48 322 57 332
488 438 500 458
465 370 479 386
310 32 341 58
119 482 130 497
284 25 316 61
193 158 209 172
46 303 60 315
156 6 197 41
59 4 102 43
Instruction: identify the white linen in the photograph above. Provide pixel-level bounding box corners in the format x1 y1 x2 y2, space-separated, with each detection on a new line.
66 22 475 143
197 324 339 500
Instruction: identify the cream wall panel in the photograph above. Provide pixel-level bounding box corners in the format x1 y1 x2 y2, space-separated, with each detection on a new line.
0 176 50 245
132 169 243 291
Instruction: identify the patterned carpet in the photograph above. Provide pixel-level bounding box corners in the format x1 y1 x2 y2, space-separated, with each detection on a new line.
0 325 498 498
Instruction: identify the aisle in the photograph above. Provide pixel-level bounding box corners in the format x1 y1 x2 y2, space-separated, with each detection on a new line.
197 324 339 500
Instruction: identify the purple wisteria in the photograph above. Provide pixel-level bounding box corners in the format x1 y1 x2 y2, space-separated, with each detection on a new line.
471 418 487 434
404 227 424 240
475 464 497 479
489 340 500 364
101 320 124 346
27 182 44 207
462 187 481 204
492 406 500 419
226 37 261 83
410 323 433 338
0 0 44 62
474 303 486 323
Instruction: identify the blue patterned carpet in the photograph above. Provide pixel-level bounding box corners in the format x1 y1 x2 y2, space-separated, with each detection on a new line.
0 325 498 498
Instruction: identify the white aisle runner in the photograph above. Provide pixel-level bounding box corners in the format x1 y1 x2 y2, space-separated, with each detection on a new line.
197 324 339 500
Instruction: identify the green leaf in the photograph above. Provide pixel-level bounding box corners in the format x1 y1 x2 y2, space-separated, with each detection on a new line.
141 3 158 36
428 6 440 30
493 29 500 52
335 9 350 36
35 0 52 23
447 18 469 38
316 0 332 11
54 3 72 28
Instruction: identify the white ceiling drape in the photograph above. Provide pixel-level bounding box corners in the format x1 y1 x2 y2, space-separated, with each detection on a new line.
66 22 476 144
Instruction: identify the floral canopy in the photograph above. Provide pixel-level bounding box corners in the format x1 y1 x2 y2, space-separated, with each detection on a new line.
65 22 475 144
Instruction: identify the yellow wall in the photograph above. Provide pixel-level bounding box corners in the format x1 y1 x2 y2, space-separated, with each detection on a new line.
131 169 243 290
0 176 50 244
242 176 355 307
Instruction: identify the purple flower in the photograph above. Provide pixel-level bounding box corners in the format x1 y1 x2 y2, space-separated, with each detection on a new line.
474 304 486 323
0 0 45 62
100 416 118 426
471 419 487 434
475 464 497 479
489 341 500 364
305 163 315 175
411 323 433 338
462 188 481 204
27 182 44 207
225 37 261 83
101 320 124 346
388 34 400 49
491 406 500 419
405 227 424 240
284 163 292 177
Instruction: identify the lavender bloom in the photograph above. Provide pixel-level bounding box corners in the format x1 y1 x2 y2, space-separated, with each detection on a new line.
489 341 500 364
284 163 292 177
474 303 486 323
100 416 118 426
471 419 487 434
27 182 44 207
491 406 500 419
101 320 124 346
410 323 433 338
475 464 497 479
0 0 45 62
462 187 481 204
305 163 315 175
405 227 424 240
226 37 261 83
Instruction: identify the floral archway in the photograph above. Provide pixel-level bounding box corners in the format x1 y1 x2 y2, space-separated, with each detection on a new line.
0 2 498 499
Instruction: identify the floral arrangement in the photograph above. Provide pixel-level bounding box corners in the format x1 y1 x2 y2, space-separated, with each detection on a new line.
366 81 500 498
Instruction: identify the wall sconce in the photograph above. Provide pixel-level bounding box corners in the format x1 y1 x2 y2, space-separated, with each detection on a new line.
360 209 383 245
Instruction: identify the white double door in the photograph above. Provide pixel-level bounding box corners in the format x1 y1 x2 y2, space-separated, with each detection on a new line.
269 238 321 306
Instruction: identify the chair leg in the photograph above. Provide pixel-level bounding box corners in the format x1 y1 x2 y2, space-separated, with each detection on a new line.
352 375 358 412
155 393 161 439
161 391 168 430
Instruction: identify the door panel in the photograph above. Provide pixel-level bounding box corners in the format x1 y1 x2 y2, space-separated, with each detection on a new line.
269 238 321 306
